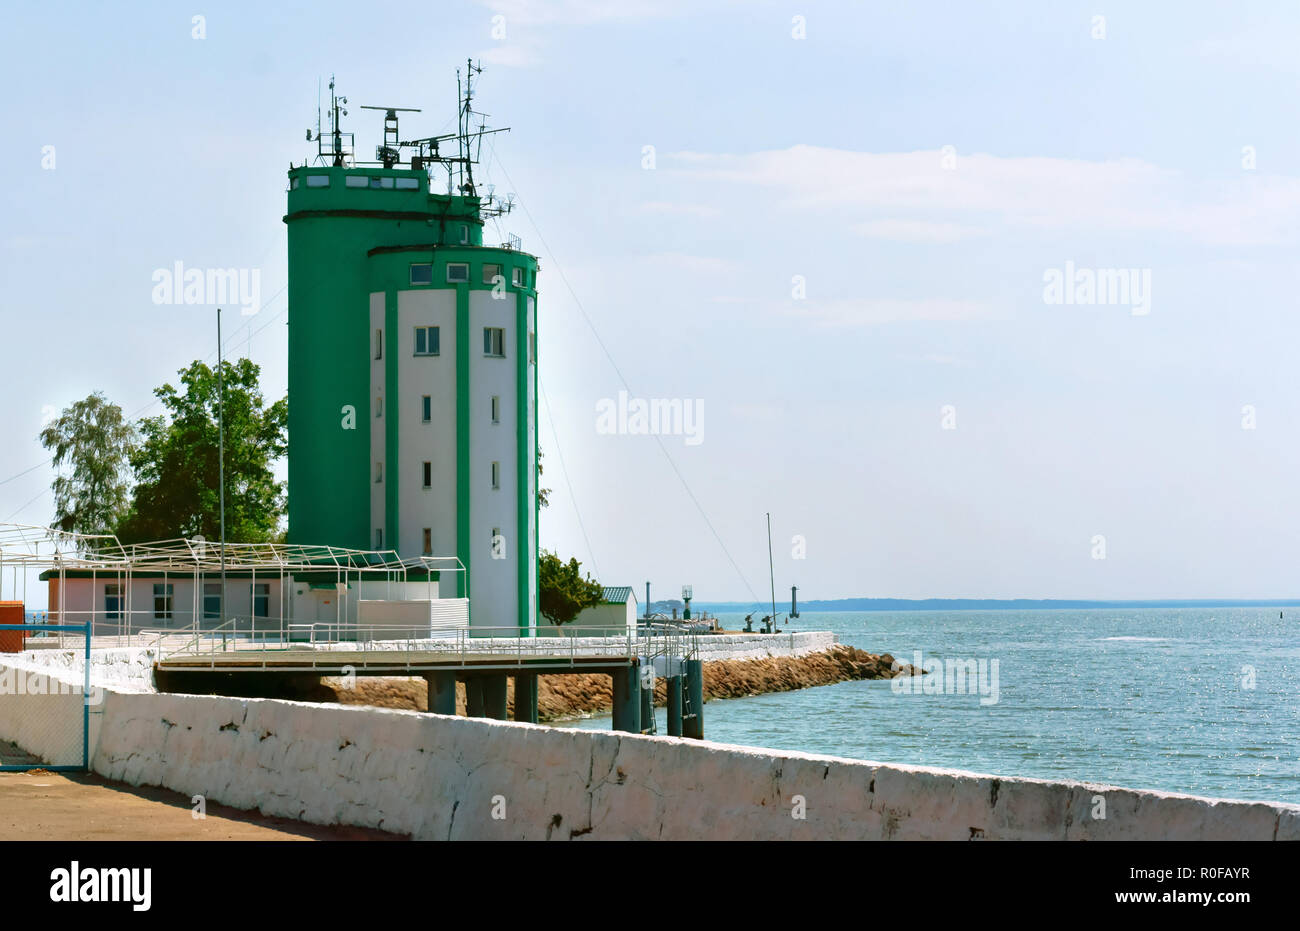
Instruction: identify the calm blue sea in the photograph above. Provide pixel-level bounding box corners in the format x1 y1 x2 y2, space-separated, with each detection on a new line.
557 608 1300 803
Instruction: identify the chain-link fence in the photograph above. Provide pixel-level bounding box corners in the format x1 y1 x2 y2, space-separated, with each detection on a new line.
0 623 91 771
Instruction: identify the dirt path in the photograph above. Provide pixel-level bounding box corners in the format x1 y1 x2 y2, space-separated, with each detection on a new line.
0 772 406 840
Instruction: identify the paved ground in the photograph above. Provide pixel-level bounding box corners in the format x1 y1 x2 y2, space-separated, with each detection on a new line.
0 772 406 840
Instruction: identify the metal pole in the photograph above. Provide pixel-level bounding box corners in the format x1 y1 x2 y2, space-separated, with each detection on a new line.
218 308 226 629
767 512 776 633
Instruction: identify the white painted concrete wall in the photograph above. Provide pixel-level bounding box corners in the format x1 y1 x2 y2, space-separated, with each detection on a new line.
86 690 1300 841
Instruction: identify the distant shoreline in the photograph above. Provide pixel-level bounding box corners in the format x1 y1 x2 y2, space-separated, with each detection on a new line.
696 598 1300 612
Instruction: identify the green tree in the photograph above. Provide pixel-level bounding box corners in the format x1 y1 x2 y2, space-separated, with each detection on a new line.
38 392 136 536
538 550 603 632
116 359 287 543
537 448 551 509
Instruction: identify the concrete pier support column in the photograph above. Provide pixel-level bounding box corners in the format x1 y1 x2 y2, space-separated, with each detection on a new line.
466 677 485 718
514 672 538 723
425 671 457 715
682 659 704 740
482 674 509 720
666 674 683 736
611 665 642 734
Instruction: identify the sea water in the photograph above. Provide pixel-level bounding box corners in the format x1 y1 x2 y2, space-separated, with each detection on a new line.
556 608 1300 803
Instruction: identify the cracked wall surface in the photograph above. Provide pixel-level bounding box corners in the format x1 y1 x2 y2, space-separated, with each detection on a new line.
80 686 1300 841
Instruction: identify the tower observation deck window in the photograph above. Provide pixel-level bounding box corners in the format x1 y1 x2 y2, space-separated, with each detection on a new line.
369 177 395 189
483 327 505 357
410 264 433 286
415 326 440 356
512 267 524 287
345 176 370 188
305 175 330 188
483 263 502 285
395 177 420 190
459 225 470 244
446 263 469 283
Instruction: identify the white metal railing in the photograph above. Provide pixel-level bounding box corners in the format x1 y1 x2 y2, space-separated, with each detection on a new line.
154 623 700 672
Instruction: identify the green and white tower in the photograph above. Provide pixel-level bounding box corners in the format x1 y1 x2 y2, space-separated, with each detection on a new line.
285 67 539 634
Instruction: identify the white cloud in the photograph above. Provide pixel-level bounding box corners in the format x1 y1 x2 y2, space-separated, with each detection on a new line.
476 0 686 26
639 201 722 219
777 298 1002 328
638 252 741 275
669 145 1300 246
852 219 989 243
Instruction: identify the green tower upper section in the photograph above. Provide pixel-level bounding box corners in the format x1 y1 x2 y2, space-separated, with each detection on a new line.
283 162 538 554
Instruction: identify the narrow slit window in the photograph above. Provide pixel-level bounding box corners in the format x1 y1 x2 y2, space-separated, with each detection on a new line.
374 328 383 360
376 462 383 483
422 528 432 555
490 395 500 424
421 395 432 422
491 461 500 489
422 461 432 488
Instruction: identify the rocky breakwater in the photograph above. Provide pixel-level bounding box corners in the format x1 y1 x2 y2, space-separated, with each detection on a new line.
320 645 923 722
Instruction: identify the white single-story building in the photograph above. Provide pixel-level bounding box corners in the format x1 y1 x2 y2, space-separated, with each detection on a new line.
538 585 638 636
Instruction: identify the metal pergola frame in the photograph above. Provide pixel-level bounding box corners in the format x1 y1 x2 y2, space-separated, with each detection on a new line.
0 522 466 641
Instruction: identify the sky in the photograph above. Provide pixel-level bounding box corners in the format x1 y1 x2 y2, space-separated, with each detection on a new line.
2 1 1300 607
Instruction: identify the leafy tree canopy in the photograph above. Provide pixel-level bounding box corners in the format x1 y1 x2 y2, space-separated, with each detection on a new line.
38 392 136 536
538 550 603 628
115 359 287 544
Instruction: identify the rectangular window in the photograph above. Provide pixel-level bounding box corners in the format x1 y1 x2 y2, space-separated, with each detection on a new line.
490 395 500 424
421 395 432 422
153 583 174 620
414 325 440 356
375 396 383 418
512 267 524 287
375 529 383 549
422 528 432 556
305 175 330 188
104 583 122 621
251 583 270 618
529 331 536 364
483 327 505 357
203 583 221 621
374 328 383 360
446 263 469 283
410 263 433 286
369 176 395 189
422 461 432 488
376 462 383 483
482 263 502 285
459 225 470 244
345 175 370 188
290 177 300 190
395 177 420 190
491 461 500 489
